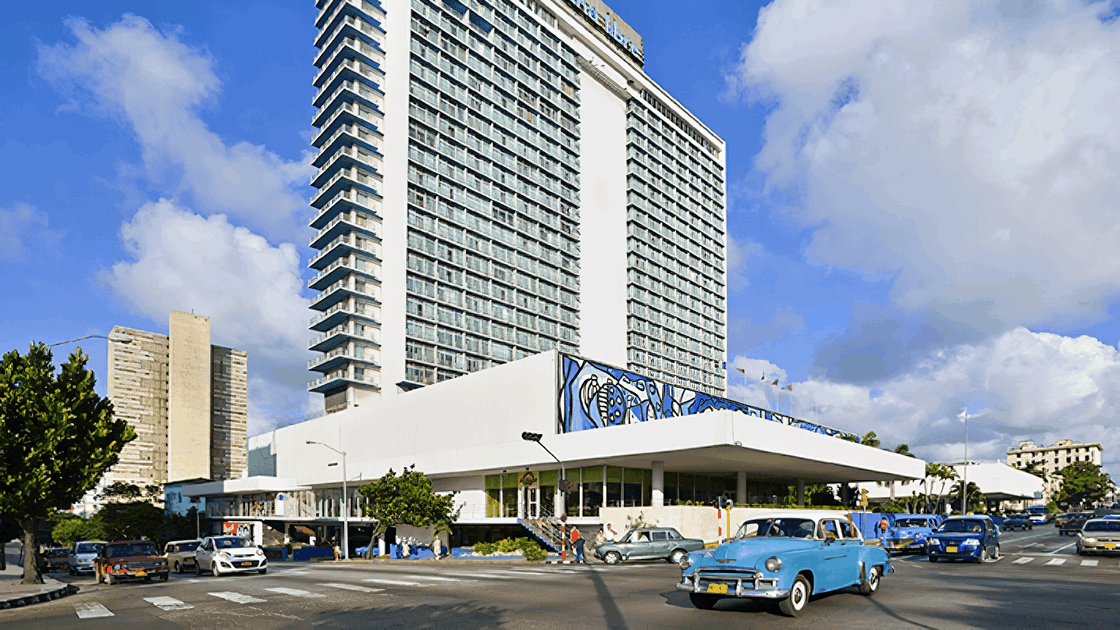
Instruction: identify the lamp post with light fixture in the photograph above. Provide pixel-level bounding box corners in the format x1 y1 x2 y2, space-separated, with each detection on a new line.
521 431 569 561
46 333 134 348
307 440 348 560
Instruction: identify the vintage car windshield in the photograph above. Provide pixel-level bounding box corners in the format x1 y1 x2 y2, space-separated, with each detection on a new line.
734 518 816 540
214 537 254 549
894 518 933 527
176 541 201 552
75 542 104 554
939 520 984 534
1083 521 1120 532
46 549 69 557
105 543 159 558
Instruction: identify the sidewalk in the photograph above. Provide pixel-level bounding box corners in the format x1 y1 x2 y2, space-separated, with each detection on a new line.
0 541 78 610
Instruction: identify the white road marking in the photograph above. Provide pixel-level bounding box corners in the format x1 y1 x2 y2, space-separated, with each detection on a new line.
408 575 466 582
1012 557 1034 564
1047 542 1077 555
208 591 267 604
362 578 426 587
318 582 384 593
1081 560 1099 567
144 596 193 611
74 603 114 618
452 572 517 579
265 587 326 598
1021 543 1039 548
493 569 559 575
1043 558 1066 566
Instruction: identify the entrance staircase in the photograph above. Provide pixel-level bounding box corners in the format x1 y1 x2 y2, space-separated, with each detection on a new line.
518 512 566 552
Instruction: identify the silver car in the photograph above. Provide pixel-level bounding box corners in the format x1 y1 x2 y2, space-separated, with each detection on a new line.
67 541 106 575
195 536 267 576
594 527 705 565
1076 519 1120 555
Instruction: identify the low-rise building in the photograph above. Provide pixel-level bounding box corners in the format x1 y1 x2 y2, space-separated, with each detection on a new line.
1006 439 1103 503
858 462 1044 514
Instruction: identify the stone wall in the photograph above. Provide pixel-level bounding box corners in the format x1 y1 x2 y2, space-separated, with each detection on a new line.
599 506 846 543
105 326 170 490
211 346 248 480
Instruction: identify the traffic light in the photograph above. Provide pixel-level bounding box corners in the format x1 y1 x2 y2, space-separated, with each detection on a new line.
859 488 869 508
559 479 572 493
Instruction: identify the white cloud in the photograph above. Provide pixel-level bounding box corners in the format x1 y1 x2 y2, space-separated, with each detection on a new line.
37 15 312 242
0 203 56 260
730 327 1120 474
727 0 1120 332
726 236 764 292
101 199 308 365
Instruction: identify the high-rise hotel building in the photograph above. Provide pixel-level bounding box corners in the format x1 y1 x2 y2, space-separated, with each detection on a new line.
308 0 727 413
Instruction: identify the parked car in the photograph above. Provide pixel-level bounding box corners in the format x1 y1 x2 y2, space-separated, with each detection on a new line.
1059 513 1093 536
1076 519 1120 555
94 541 169 584
677 511 890 617
195 536 268 576
1003 515 1033 531
882 515 941 554
927 516 1000 562
68 541 106 575
595 527 703 565
40 548 71 573
164 539 202 574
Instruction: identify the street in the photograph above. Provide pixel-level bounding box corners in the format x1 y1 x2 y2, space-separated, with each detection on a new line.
3 527 1118 628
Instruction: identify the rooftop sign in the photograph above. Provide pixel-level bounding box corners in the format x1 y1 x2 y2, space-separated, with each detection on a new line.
565 0 644 65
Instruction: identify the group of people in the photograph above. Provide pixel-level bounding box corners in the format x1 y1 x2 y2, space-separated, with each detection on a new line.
565 523 620 564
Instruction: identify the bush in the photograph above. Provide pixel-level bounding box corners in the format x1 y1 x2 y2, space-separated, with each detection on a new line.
470 537 546 561
473 542 495 556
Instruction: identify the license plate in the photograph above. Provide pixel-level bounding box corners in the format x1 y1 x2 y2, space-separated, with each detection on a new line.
1105 544 1116 550
945 546 958 554
238 561 254 567
706 583 728 594
135 571 147 577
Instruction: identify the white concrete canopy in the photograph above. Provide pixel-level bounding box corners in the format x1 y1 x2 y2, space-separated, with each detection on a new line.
182 476 308 498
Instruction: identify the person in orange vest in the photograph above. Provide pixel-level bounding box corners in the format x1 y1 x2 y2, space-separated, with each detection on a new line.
570 527 586 564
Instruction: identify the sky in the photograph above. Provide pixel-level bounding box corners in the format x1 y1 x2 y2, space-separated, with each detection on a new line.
3 0 1120 477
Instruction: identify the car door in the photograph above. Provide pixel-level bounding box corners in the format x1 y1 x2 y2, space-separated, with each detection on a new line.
197 539 213 569
649 531 671 559
815 518 851 592
629 530 654 559
985 520 999 558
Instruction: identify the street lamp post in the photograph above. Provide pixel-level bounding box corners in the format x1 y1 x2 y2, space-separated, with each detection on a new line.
959 409 969 514
307 441 348 560
521 432 567 562
47 334 133 348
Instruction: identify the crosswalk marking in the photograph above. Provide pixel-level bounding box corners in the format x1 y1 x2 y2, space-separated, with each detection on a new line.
453 572 517 579
1012 557 1034 564
265 587 326 598
408 575 466 582
1044 558 1066 566
318 582 384 593
1081 560 1098 567
209 591 267 604
362 578 426 587
144 596 193 611
74 603 114 619
495 569 567 576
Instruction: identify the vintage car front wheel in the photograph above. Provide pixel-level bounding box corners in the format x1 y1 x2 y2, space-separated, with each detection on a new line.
778 574 810 617
603 551 621 565
688 593 719 610
859 565 881 595
668 549 687 565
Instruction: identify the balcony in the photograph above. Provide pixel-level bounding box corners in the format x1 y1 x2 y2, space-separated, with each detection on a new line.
313 78 384 127
308 344 381 373
308 324 381 353
310 145 383 189
309 211 380 250
308 369 381 394
313 124 382 169
309 279 379 312
316 0 386 33
307 256 380 291
309 301 380 332
310 165 382 209
309 188 382 231
315 39 384 89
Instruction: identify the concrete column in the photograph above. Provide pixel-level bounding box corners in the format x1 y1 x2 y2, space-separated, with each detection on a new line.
737 471 747 505
652 461 664 507
797 479 805 507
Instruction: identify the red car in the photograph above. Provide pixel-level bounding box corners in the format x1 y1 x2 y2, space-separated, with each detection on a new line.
94 541 169 584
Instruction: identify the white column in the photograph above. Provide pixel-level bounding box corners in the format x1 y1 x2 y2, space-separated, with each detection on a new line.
737 471 747 505
652 461 665 507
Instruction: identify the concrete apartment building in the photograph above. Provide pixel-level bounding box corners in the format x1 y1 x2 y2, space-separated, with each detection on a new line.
1007 439 1103 503
307 0 728 414
72 312 248 516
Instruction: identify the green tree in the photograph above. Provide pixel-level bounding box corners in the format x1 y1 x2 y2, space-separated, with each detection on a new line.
93 501 164 542
893 444 915 458
99 482 163 504
51 513 104 548
1055 461 1115 506
949 480 985 514
0 343 135 584
923 463 959 514
358 465 460 558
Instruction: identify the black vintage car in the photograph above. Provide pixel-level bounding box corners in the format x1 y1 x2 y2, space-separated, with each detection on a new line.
1003 515 1033 531
1058 513 1093 536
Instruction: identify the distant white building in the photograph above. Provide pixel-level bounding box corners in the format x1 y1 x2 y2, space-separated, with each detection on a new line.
859 462 1043 513
1006 439 1103 503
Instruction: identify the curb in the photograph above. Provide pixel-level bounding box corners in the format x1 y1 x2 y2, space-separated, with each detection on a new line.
0 581 79 610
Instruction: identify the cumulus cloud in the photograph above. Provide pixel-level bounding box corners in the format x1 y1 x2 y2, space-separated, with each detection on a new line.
727 0 1120 333
101 199 308 364
726 235 764 292
731 327 1120 474
37 15 312 241
0 203 57 260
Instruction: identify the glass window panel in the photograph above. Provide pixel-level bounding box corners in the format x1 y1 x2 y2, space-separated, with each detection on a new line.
606 466 623 483
539 470 558 486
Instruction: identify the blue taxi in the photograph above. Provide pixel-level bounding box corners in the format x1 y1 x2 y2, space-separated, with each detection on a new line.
927 515 1000 562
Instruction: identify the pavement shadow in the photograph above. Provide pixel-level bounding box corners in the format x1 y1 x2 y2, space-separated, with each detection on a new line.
301 602 507 629
580 567 629 630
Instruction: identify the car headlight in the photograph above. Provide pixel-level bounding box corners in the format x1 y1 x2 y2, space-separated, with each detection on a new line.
963 539 980 546
112 564 121 571
1084 537 1097 544
256 549 265 556
679 554 693 569
928 538 940 547
218 552 230 559
765 556 782 572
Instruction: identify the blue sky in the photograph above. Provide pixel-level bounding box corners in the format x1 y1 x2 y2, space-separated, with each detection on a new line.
4 0 1120 476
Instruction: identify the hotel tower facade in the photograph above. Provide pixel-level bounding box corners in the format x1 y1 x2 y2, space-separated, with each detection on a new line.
308 0 728 413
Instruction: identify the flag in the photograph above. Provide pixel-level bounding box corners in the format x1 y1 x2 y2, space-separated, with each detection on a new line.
786 385 792 391
760 373 765 381
735 367 745 376
958 409 967 422
771 379 779 386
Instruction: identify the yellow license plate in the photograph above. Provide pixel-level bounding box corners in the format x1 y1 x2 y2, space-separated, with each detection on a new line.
135 571 146 577
706 583 728 594
945 546 958 554
1105 544 1116 550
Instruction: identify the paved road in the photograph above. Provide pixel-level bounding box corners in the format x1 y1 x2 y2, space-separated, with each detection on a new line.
5 527 1118 628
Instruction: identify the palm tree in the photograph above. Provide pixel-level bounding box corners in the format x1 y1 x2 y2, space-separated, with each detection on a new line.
893 444 915 458
950 480 984 514
861 431 881 448
924 463 959 514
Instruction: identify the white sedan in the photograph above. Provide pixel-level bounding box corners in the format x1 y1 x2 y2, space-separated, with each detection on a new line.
195 536 268 576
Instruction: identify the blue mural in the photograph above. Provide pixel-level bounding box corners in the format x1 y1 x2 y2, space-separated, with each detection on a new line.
558 356 850 439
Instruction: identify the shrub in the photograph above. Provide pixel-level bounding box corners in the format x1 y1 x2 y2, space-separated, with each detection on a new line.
473 542 495 556
471 538 546 561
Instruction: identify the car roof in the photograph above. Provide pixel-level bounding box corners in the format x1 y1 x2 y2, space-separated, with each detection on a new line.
107 540 158 545
75 540 107 544
740 510 851 520
166 539 202 544
944 515 993 521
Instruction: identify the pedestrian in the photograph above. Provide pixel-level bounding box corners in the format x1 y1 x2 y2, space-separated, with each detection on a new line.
571 527 585 564
332 539 341 561
606 523 618 542
594 528 605 550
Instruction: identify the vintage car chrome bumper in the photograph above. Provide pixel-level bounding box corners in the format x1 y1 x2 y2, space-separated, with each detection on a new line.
677 570 787 599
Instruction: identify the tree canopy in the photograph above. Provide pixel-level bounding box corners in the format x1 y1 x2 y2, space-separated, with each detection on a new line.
358 465 460 557
0 343 135 583
1055 461 1115 506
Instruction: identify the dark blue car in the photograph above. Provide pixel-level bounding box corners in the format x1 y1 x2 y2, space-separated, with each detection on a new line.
927 515 1000 562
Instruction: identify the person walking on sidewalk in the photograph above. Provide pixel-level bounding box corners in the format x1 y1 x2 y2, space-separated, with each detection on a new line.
571 527 586 564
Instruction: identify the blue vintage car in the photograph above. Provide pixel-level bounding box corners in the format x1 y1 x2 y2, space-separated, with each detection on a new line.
677 511 891 616
927 515 1000 562
883 514 941 554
